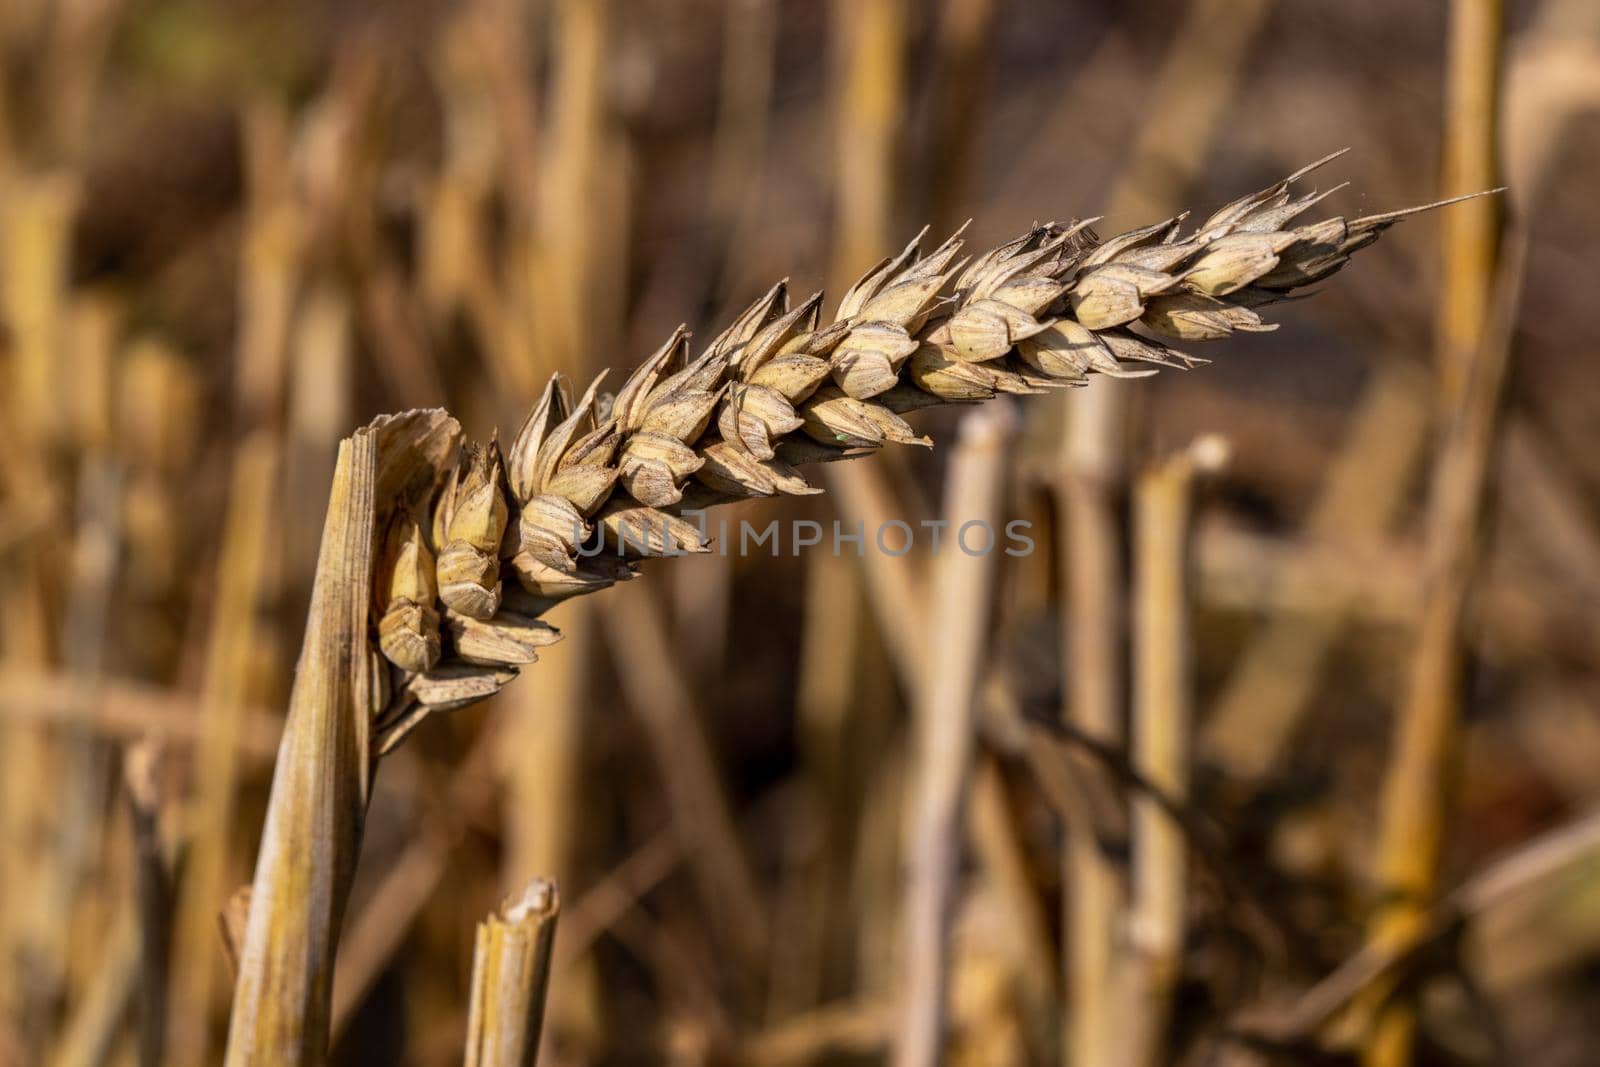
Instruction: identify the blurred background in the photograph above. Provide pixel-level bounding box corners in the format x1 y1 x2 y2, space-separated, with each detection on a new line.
2 0 1599 1064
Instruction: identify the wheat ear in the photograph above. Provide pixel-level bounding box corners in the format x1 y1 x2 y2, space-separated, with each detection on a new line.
367 158 1486 752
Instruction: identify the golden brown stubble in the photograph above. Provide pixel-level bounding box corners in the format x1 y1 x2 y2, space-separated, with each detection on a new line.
893 407 1014 1067
830 0 906 283
1365 3 1508 1065
1204 0 1594 823
169 435 280 1064
1055 4 1274 1061
463 880 560 1067
0 170 77 1056
1434 0 1505 405
924 0 1000 235
1124 439 1222 1067
170 101 306 1065
818 0 914 1023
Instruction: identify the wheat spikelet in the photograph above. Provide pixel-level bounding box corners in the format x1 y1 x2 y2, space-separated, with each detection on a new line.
368 156 1488 754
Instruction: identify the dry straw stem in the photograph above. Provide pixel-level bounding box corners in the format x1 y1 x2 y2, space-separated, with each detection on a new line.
224 410 458 1066
893 405 1014 1067
1365 1 1506 1063
830 0 904 277
126 742 178 1067
924 0 1000 234
0 555 54 1046
0 670 282 758
821 0 918 692
1122 436 1226 1067
1 173 77 450
1053 5 1274 1061
0 172 78 1051
708 0 780 281
39 456 123 1045
51 575 139 1067
739 998 893 1067
968 757 1059 1040
537 0 627 374
463 879 560 1067
1365 239 1524 1064
1434 0 1506 407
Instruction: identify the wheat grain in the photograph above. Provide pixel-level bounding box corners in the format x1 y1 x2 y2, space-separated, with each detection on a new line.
367 159 1488 753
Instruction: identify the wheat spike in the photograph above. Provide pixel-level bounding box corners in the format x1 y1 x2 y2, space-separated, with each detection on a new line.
369 161 1490 753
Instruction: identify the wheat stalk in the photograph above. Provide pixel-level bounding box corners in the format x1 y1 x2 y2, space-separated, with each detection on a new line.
1364 4 1507 1066
463 879 560 1067
367 156 1482 752
224 160 1485 1062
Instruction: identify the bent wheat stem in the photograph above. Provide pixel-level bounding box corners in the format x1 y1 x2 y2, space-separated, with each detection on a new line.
226 162 1488 1063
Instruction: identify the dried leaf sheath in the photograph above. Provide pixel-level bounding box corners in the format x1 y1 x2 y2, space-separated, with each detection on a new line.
225 410 459 1066
223 435 372 1066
